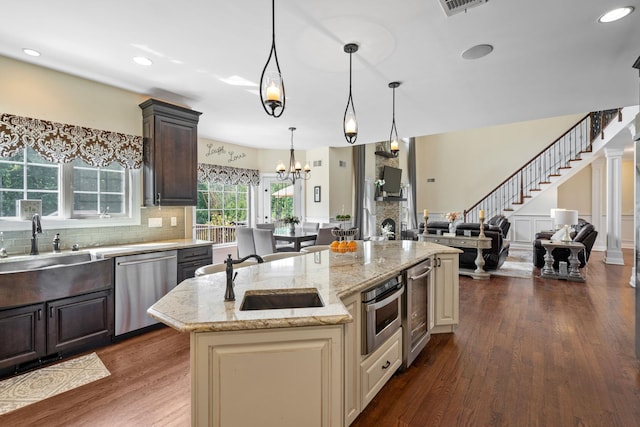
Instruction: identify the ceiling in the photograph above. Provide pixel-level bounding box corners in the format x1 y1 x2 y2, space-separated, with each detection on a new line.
0 1 638 151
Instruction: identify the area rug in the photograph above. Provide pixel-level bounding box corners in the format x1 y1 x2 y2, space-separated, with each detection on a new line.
0 352 110 415
490 247 536 279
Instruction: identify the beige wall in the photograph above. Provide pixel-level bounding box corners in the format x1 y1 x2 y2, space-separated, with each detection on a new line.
329 147 353 218
0 55 144 135
414 113 585 215
198 137 259 169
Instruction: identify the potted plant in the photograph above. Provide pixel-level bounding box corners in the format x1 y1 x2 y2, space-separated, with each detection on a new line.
336 214 351 229
283 215 300 233
374 179 385 201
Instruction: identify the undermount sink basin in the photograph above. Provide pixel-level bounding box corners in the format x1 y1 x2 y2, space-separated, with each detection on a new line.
240 289 324 311
0 253 93 273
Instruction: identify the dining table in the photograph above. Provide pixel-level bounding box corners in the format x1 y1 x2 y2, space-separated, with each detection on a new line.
273 228 318 252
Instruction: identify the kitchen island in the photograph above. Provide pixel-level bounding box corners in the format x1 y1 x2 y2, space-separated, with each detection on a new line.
148 240 460 427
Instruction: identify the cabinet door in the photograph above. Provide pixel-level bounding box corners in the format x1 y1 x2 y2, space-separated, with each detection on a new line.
177 258 211 282
141 99 201 207
342 293 361 425
192 326 343 427
433 253 459 331
152 115 198 206
0 303 45 369
177 246 213 282
47 290 114 354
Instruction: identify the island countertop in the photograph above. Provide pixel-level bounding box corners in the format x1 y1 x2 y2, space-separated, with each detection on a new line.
148 240 460 333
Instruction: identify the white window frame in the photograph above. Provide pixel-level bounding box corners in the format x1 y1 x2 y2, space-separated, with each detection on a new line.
0 155 141 232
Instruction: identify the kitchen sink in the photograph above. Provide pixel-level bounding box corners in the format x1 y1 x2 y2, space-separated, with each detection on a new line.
0 253 94 273
240 289 324 311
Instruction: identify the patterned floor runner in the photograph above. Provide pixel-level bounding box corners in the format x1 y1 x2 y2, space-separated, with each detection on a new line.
0 352 110 415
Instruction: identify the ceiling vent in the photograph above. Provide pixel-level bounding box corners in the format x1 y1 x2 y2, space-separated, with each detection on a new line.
439 0 488 17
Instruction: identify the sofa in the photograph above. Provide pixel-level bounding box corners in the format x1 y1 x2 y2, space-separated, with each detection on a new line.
420 215 511 271
533 219 598 269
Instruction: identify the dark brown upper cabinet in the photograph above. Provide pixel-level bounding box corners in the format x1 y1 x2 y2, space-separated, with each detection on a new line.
140 99 202 206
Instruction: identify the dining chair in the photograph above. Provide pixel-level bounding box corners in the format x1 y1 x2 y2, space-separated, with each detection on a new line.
236 227 257 258
315 227 336 245
253 228 276 256
302 222 319 233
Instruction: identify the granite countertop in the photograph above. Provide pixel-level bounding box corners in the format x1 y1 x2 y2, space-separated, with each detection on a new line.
0 239 211 265
88 238 212 258
148 240 461 333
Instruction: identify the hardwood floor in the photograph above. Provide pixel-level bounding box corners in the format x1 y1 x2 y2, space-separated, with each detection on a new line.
2 249 639 426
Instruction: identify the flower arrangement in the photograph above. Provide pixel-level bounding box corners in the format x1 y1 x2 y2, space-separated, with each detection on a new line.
282 215 300 225
444 211 460 223
374 179 385 188
381 223 395 239
336 214 351 221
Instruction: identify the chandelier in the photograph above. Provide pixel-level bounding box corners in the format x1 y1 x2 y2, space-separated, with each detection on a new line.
259 0 285 118
388 81 401 157
276 127 310 183
343 43 359 144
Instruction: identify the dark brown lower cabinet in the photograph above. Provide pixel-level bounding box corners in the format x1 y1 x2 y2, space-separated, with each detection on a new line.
0 303 46 369
177 246 213 282
47 290 114 354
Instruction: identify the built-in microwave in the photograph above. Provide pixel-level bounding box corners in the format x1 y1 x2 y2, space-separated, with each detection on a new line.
361 275 404 355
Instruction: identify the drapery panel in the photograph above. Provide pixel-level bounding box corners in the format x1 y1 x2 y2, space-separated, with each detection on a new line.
197 163 260 186
0 113 143 168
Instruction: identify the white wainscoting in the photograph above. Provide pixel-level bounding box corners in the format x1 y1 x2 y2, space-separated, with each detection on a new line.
505 214 633 251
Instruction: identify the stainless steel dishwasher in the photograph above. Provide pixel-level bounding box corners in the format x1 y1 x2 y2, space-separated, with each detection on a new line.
115 250 177 336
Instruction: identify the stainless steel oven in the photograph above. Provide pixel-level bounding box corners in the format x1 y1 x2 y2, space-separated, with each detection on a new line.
362 275 404 355
402 257 433 367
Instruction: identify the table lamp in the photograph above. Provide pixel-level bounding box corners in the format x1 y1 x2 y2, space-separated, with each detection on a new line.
550 208 566 230
554 209 578 242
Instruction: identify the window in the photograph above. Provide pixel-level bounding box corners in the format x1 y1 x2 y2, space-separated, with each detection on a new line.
72 158 126 216
196 182 249 226
0 148 131 219
0 147 59 217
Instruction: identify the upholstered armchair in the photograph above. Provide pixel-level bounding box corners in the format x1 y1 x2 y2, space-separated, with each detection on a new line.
533 219 598 269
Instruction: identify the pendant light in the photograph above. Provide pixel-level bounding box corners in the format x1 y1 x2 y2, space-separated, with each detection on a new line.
343 43 359 144
276 127 311 184
260 0 285 118
388 81 401 157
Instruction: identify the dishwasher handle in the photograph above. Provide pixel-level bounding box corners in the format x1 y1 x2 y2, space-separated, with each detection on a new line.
117 254 177 267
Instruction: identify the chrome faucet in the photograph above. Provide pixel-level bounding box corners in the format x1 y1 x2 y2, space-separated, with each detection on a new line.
224 253 264 301
30 213 42 255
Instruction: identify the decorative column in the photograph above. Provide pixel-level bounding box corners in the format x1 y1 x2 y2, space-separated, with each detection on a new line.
591 157 605 251
605 148 624 265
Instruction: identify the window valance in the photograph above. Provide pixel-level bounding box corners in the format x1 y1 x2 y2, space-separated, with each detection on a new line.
198 163 260 186
0 113 143 168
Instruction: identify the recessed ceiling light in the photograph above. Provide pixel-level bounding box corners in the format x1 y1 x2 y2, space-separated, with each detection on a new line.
133 56 153 66
219 75 258 87
461 44 493 60
23 48 40 57
598 6 634 23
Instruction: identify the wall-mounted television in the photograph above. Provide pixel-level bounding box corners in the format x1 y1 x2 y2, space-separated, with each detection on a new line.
382 165 402 194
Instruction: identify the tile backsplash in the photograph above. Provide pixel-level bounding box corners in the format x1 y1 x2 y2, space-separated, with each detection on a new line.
1 207 188 256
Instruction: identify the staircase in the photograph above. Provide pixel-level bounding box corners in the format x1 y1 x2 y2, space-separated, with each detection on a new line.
463 106 638 222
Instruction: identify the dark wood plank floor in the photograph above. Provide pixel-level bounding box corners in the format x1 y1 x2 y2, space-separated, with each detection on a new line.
2 249 639 426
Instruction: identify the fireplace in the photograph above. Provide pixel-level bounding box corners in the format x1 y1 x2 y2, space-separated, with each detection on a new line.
381 218 396 240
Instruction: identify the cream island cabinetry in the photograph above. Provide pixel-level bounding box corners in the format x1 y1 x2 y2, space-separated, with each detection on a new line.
148 241 461 427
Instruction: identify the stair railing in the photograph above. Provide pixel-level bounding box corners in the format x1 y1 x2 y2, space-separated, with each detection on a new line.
464 109 621 223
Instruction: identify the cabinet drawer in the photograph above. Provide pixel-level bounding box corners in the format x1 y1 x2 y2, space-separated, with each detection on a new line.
360 328 402 407
178 245 212 263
